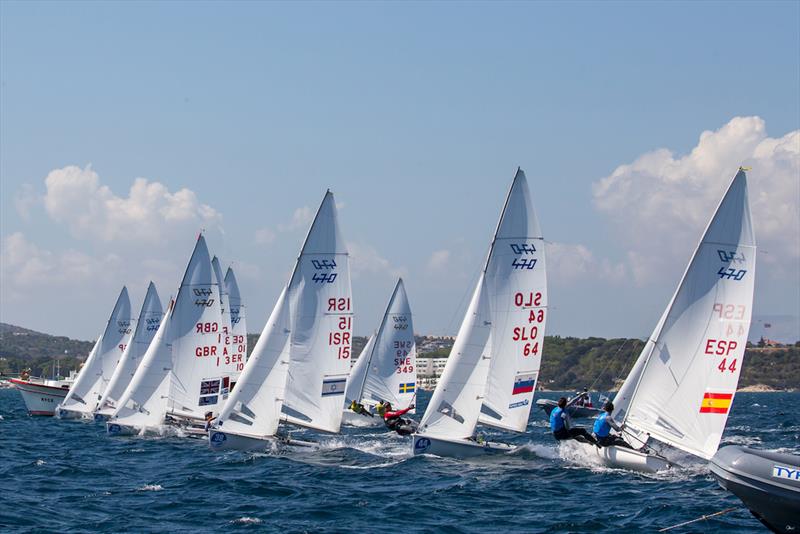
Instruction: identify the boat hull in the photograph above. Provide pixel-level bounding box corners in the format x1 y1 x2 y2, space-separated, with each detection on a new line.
536 398 602 419
411 434 516 459
106 421 141 436
10 379 69 416
208 430 275 451
571 441 672 473
709 445 800 533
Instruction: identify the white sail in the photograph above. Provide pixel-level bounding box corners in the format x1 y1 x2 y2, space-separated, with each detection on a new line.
96 282 164 415
345 279 416 410
59 287 133 416
281 191 352 433
418 274 492 439
478 169 546 432
224 266 247 385
345 334 375 405
111 235 224 429
419 168 544 439
615 169 756 460
214 287 291 440
166 237 224 419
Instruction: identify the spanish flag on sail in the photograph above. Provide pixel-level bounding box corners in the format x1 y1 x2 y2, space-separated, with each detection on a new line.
699 392 733 414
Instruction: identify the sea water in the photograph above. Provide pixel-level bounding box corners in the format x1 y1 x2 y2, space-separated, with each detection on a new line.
1 390 797 533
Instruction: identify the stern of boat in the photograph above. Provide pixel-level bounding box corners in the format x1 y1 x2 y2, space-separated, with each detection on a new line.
412 434 515 459
208 430 273 452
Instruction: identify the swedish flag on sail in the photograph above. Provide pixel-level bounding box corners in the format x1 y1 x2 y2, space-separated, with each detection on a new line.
399 382 415 394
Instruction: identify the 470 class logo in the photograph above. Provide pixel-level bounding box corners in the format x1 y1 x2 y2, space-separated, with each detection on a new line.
716 249 747 281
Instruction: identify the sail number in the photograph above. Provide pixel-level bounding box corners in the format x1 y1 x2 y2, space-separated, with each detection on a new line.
513 292 544 357
394 340 413 374
705 338 740 374
328 297 352 359
712 303 746 320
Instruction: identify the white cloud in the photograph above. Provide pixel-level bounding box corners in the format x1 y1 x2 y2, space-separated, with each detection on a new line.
0 232 121 291
546 242 627 284
426 249 452 274
14 184 40 221
278 206 314 232
254 227 276 245
593 116 800 283
42 164 222 244
347 241 406 279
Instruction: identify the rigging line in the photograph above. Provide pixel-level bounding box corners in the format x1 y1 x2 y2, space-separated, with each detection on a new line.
657 507 739 532
587 338 630 391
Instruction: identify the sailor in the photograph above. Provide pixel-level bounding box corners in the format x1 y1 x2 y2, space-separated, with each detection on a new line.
570 388 592 408
203 411 216 431
550 397 598 445
382 402 416 436
593 401 633 449
374 400 387 417
349 399 374 418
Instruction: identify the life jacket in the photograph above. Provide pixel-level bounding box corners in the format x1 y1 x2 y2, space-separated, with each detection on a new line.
550 407 565 432
593 412 612 437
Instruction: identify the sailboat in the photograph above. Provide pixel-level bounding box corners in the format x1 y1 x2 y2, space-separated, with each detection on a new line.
209 191 351 451
56 287 134 419
211 257 244 396
94 282 164 421
343 278 416 427
584 168 756 473
107 234 224 435
224 265 247 390
412 168 547 458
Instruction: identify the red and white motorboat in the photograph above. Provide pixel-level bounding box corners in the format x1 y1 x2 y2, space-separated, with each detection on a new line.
11 372 76 416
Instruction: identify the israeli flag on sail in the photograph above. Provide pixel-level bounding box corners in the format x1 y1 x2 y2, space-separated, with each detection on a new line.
321 377 347 397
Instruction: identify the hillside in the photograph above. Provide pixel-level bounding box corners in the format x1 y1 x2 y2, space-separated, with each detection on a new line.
3 323 797 389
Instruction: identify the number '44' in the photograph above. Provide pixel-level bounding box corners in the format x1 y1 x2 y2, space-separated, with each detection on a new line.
717 358 737 373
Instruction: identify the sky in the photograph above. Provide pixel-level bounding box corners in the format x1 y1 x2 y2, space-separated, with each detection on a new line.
1 1 799 343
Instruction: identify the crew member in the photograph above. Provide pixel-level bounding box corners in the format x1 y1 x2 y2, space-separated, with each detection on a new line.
382 402 416 436
550 397 597 445
204 411 217 431
349 399 374 418
593 401 633 449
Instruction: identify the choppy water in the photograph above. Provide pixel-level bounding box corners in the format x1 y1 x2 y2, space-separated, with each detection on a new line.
1 390 798 533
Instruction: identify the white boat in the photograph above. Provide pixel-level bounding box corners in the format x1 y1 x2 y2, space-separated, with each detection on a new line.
107 234 224 435
209 191 351 451
56 288 134 419
413 168 547 458
94 282 164 421
577 168 757 473
343 278 416 427
11 371 77 416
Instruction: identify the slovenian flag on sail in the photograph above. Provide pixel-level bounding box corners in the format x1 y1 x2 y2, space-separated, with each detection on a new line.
321 377 347 397
399 382 415 394
512 373 535 395
699 392 733 414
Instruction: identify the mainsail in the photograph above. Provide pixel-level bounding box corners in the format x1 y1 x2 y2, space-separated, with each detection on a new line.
111 235 224 429
224 266 247 386
613 169 756 460
59 287 133 416
345 278 416 410
96 282 164 415
214 191 351 439
419 168 546 438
